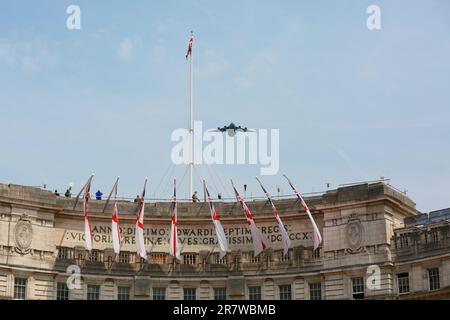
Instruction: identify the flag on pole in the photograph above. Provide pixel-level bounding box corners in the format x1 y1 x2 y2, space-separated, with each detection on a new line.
231 179 268 256
204 180 229 258
110 177 121 255
185 32 193 59
135 179 148 259
169 179 180 260
112 201 120 254
256 177 292 256
283 174 322 250
82 175 94 252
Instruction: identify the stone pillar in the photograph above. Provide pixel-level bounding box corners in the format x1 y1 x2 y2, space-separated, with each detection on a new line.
70 278 84 300
199 280 211 300
103 248 115 270
168 280 182 300
410 265 425 293
263 278 275 300
101 279 115 300
32 274 54 300
442 260 450 288
199 250 209 271
0 272 9 298
293 277 305 300
324 273 344 300
230 251 241 272
74 246 87 266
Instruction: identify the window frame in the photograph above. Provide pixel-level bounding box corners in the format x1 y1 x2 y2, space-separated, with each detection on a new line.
248 286 262 300
56 282 69 300
87 284 101 300
117 286 130 300
183 254 197 265
153 287 166 300
397 273 410 295
309 282 322 300
88 250 99 262
183 287 197 300
13 277 27 300
57 247 68 260
279 284 292 300
213 287 227 300
351 277 365 300
428 267 440 291
118 251 131 264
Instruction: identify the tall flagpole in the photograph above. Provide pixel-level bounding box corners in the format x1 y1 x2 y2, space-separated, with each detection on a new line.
188 31 194 199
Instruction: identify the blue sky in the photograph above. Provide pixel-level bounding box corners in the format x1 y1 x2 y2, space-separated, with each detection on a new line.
0 0 449 212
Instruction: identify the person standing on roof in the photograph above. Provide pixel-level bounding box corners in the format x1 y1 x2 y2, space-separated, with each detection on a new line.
95 189 103 200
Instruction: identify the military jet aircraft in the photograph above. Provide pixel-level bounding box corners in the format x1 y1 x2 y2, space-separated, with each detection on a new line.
209 123 256 137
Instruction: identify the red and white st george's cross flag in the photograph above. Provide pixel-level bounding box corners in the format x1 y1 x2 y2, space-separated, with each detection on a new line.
231 179 269 257
111 177 121 255
256 177 292 256
283 174 322 250
135 179 148 259
112 201 120 254
204 181 229 258
185 32 193 59
169 179 181 260
83 175 94 252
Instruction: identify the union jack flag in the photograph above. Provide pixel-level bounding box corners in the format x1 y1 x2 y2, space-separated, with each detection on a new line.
185 33 193 59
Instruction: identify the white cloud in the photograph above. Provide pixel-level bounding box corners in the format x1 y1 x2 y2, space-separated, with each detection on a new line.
117 38 134 61
0 38 59 72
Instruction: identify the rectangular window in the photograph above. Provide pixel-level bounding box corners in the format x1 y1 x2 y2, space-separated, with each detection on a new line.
400 234 409 248
153 288 166 300
248 286 261 300
88 250 99 262
279 250 291 262
428 268 440 291
183 288 196 300
397 273 410 295
149 253 166 264
214 288 227 300
183 254 196 265
249 254 261 263
309 283 321 300
58 247 68 260
352 277 365 299
56 282 69 300
14 278 27 300
214 254 227 265
312 248 321 259
279 285 292 300
117 286 130 300
87 285 100 300
118 252 130 264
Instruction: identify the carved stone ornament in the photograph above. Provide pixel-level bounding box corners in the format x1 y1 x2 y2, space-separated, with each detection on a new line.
14 216 33 255
345 215 364 254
